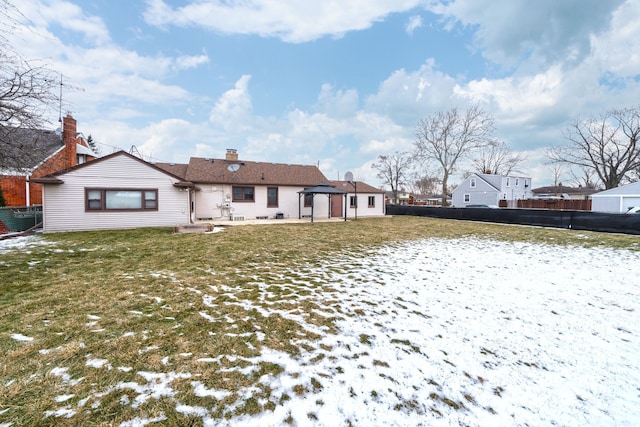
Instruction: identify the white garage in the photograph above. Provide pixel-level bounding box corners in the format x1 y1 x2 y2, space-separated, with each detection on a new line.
591 181 640 213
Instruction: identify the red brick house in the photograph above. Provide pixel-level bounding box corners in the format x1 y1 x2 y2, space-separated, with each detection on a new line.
0 114 97 207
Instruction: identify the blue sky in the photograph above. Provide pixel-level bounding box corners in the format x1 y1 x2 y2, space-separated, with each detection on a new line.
7 0 640 188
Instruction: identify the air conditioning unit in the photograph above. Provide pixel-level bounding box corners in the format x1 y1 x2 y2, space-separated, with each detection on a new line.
232 215 245 221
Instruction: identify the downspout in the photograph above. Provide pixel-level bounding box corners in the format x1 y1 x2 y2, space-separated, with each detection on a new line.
344 194 347 221
26 177 31 206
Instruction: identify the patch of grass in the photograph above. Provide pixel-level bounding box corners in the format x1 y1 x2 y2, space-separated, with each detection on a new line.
1 217 636 425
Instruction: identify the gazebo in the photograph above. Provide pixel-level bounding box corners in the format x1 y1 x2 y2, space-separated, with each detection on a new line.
298 183 348 222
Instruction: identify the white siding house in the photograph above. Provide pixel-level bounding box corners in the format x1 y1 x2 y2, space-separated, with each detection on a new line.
330 181 386 218
34 149 385 232
451 173 532 208
34 152 191 232
162 151 332 222
591 181 640 213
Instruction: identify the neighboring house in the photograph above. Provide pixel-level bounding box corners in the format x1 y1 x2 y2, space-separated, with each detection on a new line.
32 151 192 233
451 173 532 208
0 114 97 207
532 185 597 200
591 181 640 213
329 180 385 217
384 191 411 205
413 194 444 206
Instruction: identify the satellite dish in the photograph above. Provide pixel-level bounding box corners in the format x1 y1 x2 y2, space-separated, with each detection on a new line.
344 171 354 182
227 164 240 172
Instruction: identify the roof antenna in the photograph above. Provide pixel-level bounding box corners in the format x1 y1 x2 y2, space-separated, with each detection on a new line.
57 73 85 122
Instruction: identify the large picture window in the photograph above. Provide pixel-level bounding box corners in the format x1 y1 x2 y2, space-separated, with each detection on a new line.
232 186 254 202
86 189 158 211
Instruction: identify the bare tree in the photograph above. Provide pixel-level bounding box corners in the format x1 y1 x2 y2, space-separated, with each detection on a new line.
0 0 58 171
548 106 640 189
546 163 566 189
415 103 496 205
471 140 526 175
569 167 598 189
410 174 440 195
371 151 413 204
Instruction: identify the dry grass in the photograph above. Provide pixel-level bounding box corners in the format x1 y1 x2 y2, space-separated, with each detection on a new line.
0 216 638 425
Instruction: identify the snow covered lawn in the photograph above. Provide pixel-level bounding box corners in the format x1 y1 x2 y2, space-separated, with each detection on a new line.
2 231 640 426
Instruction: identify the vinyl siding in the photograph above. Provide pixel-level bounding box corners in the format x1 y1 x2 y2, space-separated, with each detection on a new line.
347 193 385 217
452 174 532 207
194 185 331 220
41 155 189 232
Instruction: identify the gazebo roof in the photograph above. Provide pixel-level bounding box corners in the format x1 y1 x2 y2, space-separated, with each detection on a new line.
298 183 347 195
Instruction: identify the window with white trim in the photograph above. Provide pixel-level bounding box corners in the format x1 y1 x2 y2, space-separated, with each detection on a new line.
470 177 476 188
368 196 375 207
464 194 470 203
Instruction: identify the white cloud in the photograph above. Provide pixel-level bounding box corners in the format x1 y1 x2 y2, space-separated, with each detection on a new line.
365 59 461 126
455 66 564 125
429 0 626 68
589 0 640 78
209 75 254 130
143 0 424 43
12 0 111 45
174 52 210 71
316 84 359 118
405 15 423 35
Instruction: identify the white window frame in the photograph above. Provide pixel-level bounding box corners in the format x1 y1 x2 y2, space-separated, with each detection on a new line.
470 177 476 188
464 194 470 203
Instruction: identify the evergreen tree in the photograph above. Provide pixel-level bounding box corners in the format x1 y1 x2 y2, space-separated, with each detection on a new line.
86 134 99 155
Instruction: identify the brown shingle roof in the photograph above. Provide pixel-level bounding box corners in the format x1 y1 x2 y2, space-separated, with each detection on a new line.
329 180 384 193
155 162 189 179
532 185 598 196
184 157 328 186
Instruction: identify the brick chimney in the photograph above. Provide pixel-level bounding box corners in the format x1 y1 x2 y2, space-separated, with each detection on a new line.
225 149 238 161
62 114 78 169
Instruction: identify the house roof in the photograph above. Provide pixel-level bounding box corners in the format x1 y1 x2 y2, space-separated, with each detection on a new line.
591 181 640 196
329 180 384 193
32 150 188 183
532 185 598 196
0 126 64 172
76 143 98 157
155 162 189 179
183 157 328 186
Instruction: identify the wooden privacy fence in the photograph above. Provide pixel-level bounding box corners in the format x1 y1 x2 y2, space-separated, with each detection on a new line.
514 199 591 211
